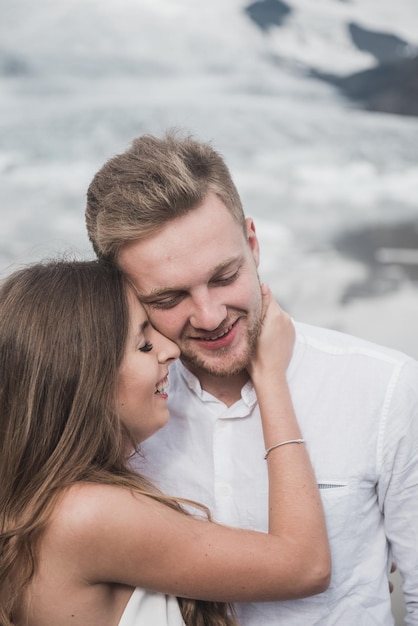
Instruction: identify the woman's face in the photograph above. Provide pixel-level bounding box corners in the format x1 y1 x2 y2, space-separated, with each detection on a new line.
116 287 180 444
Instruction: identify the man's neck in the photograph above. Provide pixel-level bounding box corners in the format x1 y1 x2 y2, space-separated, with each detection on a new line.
182 361 249 407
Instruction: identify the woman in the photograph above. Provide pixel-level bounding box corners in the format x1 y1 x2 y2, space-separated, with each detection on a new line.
0 259 330 626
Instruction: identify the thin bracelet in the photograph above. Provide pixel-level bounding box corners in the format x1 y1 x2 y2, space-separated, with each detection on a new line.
264 438 305 460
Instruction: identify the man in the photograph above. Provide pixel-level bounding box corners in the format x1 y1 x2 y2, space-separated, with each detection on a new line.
86 131 418 625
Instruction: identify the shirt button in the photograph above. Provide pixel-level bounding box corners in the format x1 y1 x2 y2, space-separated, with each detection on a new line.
220 484 232 497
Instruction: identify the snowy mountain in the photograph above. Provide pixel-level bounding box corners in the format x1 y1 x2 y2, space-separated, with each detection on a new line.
245 0 418 116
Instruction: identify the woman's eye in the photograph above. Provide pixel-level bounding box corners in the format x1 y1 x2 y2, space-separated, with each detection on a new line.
139 342 153 353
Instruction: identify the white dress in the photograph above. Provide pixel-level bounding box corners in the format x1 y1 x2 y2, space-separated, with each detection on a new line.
118 588 185 626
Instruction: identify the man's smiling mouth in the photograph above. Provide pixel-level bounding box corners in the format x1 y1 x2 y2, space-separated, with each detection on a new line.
192 321 237 342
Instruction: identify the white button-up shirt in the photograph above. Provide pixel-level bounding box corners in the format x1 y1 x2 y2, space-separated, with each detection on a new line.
137 322 418 625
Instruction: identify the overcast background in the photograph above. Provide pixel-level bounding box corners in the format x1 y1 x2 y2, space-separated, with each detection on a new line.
1 1 417 622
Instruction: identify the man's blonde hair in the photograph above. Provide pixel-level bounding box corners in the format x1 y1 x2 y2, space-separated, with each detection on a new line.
86 130 245 260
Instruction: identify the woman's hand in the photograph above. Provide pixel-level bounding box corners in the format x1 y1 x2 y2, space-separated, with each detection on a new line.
247 284 295 385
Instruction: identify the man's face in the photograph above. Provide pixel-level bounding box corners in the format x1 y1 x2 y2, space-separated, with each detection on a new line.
118 193 263 379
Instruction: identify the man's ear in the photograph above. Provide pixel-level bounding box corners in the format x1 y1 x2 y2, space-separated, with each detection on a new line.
245 217 260 266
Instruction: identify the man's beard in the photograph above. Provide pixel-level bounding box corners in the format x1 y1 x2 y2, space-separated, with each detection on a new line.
179 312 262 378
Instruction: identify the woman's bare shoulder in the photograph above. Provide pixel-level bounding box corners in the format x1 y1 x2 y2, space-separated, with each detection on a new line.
45 483 157 565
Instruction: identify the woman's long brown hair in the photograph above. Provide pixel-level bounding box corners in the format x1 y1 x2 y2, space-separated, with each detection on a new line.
0 259 236 626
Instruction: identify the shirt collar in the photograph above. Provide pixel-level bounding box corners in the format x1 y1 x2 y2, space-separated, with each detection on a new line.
177 360 258 412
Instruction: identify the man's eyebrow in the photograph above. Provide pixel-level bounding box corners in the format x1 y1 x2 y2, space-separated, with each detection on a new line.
138 256 243 301
139 287 183 302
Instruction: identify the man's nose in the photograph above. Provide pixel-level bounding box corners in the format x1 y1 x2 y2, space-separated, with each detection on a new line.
189 292 227 331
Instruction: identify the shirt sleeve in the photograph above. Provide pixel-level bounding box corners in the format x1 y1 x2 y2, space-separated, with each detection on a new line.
378 358 418 625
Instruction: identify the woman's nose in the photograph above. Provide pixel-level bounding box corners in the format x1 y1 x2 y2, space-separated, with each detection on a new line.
156 334 180 363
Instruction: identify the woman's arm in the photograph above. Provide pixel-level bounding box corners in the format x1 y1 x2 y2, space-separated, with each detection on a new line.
247 284 330 586
46 288 330 603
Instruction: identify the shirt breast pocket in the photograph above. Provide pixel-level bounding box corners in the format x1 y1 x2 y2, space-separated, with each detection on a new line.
318 480 352 539
318 478 382 590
